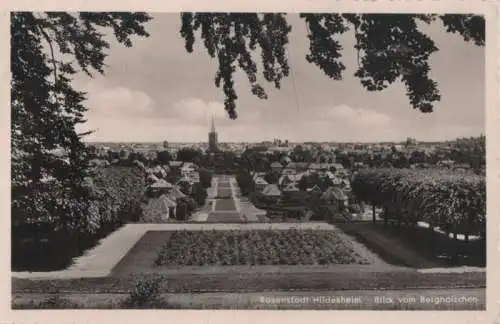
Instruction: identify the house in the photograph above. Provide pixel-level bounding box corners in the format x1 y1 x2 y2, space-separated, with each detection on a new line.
146 174 161 185
176 178 194 194
278 174 294 188
294 172 306 182
252 172 266 181
182 162 196 169
295 162 309 171
150 179 174 189
330 176 343 187
282 167 296 176
331 163 344 173
153 165 168 178
142 194 177 221
169 186 187 199
308 163 330 172
270 162 283 172
306 184 323 195
188 173 200 184
262 184 282 198
148 179 175 197
341 179 351 190
254 177 269 191
161 165 171 173
353 162 366 169
282 183 299 192
181 162 197 175
325 171 336 180
319 163 331 171
89 158 110 168
169 161 184 168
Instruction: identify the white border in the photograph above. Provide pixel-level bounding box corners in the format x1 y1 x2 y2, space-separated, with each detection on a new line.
1 1 498 324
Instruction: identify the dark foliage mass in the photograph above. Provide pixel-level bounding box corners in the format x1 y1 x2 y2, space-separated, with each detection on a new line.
11 12 151 269
180 13 484 118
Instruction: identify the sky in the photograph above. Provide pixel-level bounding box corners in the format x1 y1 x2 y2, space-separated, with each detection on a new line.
73 13 485 143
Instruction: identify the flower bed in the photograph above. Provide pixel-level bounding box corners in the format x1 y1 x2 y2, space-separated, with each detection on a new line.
154 229 371 266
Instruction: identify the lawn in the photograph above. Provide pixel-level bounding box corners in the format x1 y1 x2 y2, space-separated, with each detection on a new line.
214 198 237 211
154 229 371 267
216 187 232 198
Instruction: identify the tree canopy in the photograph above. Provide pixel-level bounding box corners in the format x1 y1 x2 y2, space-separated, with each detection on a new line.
179 13 485 119
11 12 151 229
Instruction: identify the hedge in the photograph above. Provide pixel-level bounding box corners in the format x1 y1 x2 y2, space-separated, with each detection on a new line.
351 168 485 237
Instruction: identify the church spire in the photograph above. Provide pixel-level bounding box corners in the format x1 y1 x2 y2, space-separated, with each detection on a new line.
211 115 216 133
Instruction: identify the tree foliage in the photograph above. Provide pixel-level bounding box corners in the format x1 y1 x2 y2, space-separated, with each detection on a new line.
11 12 151 231
180 13 484 118
176 147 203 163
351 168 486 237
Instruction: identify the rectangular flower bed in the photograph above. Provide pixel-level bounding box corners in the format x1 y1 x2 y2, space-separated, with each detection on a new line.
154 229 371 267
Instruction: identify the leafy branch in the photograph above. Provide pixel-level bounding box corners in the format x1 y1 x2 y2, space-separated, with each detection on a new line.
180 13 485 118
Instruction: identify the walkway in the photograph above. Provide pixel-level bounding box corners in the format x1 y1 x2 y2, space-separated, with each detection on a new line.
206 175 243 222
11 222 340 280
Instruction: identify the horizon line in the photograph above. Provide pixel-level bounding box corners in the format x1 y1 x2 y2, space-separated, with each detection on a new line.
84 136 485 145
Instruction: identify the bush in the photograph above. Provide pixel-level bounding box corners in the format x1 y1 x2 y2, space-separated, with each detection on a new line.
198 167 213 188
122 276 164 308
190 183 208 206
175 200 189 221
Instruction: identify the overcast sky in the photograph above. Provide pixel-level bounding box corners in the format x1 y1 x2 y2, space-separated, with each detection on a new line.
74 13 485 143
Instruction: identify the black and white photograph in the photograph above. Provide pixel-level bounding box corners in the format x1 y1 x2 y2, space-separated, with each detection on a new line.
7 5 496 315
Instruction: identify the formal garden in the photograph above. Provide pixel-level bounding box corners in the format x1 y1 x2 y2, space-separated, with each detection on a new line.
10 12 488 310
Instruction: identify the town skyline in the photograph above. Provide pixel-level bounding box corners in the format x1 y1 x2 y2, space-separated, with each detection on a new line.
83 112 485 144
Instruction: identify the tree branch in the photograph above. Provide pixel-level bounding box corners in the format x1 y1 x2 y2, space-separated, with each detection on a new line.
35 15 57 85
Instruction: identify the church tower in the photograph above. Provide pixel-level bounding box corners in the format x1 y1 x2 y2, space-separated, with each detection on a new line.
208 115 218 152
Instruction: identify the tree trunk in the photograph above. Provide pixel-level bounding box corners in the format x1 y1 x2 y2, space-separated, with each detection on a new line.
372 204 376 225
429 221 436 254
465 212 471 243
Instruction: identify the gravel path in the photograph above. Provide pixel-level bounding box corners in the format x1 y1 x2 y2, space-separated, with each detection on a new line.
11 222 340 279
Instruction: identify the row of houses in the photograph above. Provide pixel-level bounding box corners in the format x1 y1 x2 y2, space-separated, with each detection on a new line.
250 162 352 211
269 161 349 174
141 161 204 221
256 162 351 191
142 161 201 193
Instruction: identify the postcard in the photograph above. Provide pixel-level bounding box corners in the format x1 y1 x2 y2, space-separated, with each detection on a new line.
3 0 499 323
